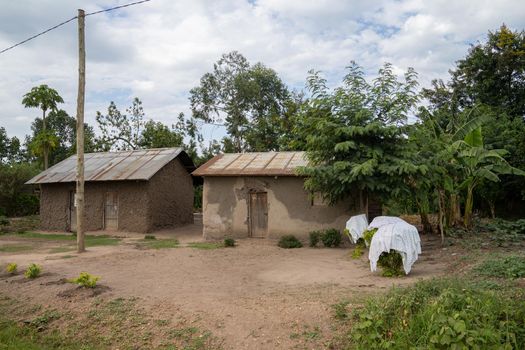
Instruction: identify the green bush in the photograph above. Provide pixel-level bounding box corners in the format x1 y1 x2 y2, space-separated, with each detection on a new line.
378 250 404 277
321 228 342 247
278 235 303 249
362 228 378 246
6 262 17 274
224 238 235 247
24 263 42 279
144 235 156 240
70 272 99 288
309 231 321 247
350 278 525 349
332 300 350 321
474 255 525 279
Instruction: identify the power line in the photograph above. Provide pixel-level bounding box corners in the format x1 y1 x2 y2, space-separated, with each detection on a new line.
0 0 152 55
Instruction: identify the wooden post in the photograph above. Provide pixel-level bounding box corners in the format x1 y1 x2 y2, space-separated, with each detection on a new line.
76 9 86 253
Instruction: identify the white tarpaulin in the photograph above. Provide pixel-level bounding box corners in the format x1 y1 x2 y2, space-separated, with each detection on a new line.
368 220 422 275
345 214 368 243
368 216 405 229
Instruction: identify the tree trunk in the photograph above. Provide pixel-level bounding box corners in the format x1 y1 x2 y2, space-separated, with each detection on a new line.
463 186 474 229
42 108 48 170
447 194 462 227
416 195 433 234
488 200 496 219
437 189 446 245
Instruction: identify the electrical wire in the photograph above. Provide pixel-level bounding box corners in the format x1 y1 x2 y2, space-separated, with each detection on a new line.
0 0 152 55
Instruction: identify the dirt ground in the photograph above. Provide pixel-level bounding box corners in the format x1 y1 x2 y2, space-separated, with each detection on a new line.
0 223 452 349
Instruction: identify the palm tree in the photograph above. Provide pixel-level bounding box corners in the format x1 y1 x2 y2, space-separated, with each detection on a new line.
22 85 64 169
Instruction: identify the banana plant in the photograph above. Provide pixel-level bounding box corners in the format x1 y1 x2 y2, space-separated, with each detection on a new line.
455 127 525 228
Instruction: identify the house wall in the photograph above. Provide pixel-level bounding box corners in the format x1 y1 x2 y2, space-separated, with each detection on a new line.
147 158 194 229
202 176 358 240
40 181 150 232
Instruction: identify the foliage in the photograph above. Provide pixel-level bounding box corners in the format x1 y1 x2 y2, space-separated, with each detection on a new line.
70 272 100 288
224 238 235 247
362 228 377 246
0 163 40 217
278 235 303 249
6 263 17 274
474 255 525 279
296 62 424 206
190 51 296 152
320 228 342 248
377 251 404 277
308 230 321 247
332 300 350 321
349 278 525 349
144 235 156 240
0 127 24 164
485 218 525 236
0 216 9 231
139 119 183 149
24 263 42 279
351 238 366 259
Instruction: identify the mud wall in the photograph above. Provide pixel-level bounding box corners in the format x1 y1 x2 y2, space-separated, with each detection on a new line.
39 183 70 231
147 157 194 229
202 176 358 240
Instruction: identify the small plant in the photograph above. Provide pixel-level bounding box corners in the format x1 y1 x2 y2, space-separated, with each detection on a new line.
224 237 235 247
144 234 156 240
332 300 350 320
351 238 366 259
321 228 342 247
0 216 9 232
362 228 378 246
70 272 100 288
24 263 42 279
309 230 321 247
6 262 17 274
278 235 303 249
378 251 404 277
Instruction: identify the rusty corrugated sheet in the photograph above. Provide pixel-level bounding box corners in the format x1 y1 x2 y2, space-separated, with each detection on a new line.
192 152 308 177
26 148 187 184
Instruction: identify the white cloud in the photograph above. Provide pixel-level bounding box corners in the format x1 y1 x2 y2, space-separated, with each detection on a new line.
0 0 524 143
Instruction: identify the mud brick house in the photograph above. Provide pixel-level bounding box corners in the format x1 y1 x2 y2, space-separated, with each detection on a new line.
193 151 379 240
26 148 195 233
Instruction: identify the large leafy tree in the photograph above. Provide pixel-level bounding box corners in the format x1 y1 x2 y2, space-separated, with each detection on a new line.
0 127 23 164
22 85 64 169
296 62 424 209
190 51 292 152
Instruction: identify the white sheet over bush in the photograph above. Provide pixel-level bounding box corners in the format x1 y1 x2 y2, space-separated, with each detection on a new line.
345 214 368 243
368 216 405 229
368 220 421 275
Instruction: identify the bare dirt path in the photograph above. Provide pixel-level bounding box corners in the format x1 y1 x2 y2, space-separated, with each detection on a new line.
0 229 449 349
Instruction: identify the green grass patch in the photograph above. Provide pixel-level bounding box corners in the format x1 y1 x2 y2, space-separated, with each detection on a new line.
141 238 179 249
187 242 223 250
474 255 525 279
9 232 120 247
0 244 34 253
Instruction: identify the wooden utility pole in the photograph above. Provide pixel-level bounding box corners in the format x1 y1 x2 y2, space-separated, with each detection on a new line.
76 9 86 253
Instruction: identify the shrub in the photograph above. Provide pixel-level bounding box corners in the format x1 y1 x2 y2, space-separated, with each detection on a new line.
0 215 9 229
321 228 342 247
70 272 99 288
224 238 235 247
332 300 350 320
278 235 303 249
378 251 404 277
350 278 525 349
144 235 156 240
24 263 42 279
362 228 378 246
6 262 17 274
309 231 321 247
474 255 525 279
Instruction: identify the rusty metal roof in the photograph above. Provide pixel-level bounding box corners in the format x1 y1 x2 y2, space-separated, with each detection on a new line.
192 152 308 177
26 148 195 184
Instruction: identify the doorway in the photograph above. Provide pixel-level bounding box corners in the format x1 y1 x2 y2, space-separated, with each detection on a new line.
104 192 118 230
249 192 268 238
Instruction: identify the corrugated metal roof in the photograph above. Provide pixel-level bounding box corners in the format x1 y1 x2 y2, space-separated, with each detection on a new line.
192 151 308 177
26 148 192 184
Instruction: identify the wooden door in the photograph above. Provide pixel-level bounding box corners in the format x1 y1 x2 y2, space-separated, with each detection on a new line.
69 191 76 232
249 192 268 238
104 192 118 230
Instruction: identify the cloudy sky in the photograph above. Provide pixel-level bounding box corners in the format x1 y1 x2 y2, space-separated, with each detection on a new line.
1 0 524 143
